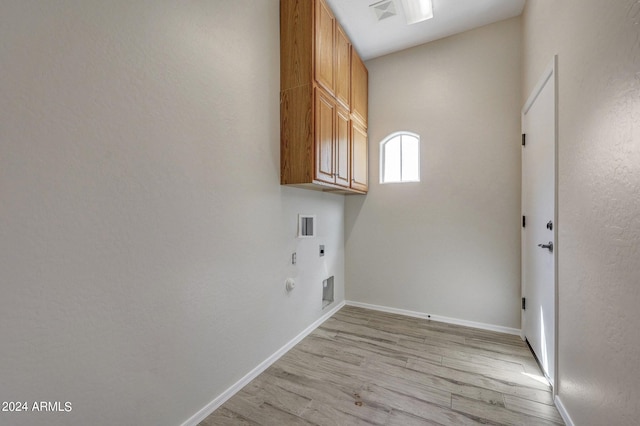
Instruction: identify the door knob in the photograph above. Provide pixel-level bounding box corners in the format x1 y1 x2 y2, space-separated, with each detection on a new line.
538 241 553 252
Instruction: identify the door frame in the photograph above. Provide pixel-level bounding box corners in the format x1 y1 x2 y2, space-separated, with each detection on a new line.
521 55 558 394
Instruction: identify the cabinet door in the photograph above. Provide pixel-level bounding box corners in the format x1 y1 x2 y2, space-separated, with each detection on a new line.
335 106 350 187
351 47 368 126
315 88 335 184
315 0 335 95
351 120 368 192
335 24 351 109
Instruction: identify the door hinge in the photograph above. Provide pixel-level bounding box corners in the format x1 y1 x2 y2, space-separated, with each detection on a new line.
522 215 526 228
522 133 526 146
522 297 526 310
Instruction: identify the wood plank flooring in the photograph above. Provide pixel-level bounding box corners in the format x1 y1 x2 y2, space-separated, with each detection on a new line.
199 306 563 425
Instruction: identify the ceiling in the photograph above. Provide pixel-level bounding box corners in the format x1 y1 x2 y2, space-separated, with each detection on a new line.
325 0 526 61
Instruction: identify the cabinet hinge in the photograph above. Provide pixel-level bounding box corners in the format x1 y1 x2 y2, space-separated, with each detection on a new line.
522 297 526 310
522 134 526 146
522 215 526 228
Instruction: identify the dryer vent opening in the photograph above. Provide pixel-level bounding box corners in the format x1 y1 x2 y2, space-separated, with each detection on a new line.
322 276 334 309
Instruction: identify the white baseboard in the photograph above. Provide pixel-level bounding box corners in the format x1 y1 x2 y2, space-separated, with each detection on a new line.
554 395 575 426
345 300 521 336
181 300 346 426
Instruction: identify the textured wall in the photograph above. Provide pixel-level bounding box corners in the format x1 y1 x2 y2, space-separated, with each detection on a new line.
345 18 522 329
523 1 640 424
0 1 345 425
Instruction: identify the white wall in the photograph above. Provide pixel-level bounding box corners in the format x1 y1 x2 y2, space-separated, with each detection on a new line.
345 18 522 329
523 1 640 424
0 1 345 425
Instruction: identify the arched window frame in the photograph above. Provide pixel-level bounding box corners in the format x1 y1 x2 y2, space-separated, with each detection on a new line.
379 131 421 184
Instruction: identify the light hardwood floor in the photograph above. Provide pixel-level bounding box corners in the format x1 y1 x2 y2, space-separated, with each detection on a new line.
200 306 563 425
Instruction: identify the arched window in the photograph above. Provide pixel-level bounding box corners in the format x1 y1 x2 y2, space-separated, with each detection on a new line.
380 132 420 183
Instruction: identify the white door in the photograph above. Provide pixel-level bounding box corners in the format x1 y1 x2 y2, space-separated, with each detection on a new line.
522 57 557 387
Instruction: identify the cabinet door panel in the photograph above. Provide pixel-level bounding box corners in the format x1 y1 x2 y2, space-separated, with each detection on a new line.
351 120 368 192
315 0 335 95
315 88 335 184
351 48 368 126
335 107 350 187
335 24 351 109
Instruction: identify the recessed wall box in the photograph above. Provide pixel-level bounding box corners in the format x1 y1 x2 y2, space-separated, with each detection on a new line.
297 214 316 238
322 276 334 309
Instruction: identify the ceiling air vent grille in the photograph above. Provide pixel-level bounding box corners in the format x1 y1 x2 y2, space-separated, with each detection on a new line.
370 0 397 21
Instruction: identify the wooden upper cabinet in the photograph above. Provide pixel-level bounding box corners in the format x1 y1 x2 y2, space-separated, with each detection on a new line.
280 0 367 194
351 47 368 127
315 0 335 95
335 24 351 109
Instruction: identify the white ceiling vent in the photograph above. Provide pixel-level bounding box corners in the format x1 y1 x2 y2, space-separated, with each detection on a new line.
370 0 397 21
